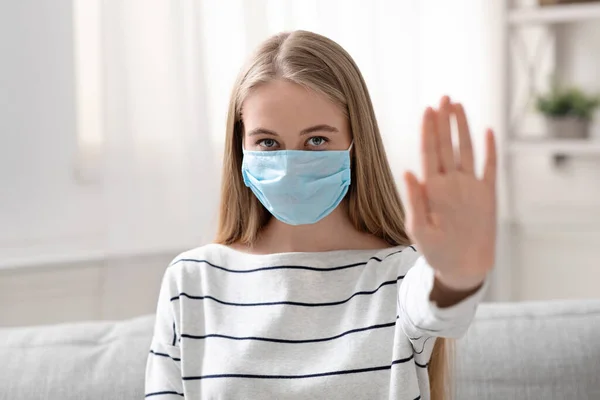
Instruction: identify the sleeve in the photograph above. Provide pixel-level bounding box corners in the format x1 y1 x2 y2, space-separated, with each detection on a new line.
398 254 490 341
145 265 185 399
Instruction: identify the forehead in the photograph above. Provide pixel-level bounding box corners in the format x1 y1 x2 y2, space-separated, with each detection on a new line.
241 79 346 129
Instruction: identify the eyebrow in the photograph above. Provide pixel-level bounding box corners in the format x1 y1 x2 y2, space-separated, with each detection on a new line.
246 124 339 137
300 124 339 135
247 128 279 137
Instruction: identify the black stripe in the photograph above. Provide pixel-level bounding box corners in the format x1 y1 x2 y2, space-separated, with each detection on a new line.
414 360 429 368
173 259 366 273
170 248 412 273
365 249 408 262
171 275 404 307
414 396 421 400
180 321 395 344
144 390 184 397
391 355 414 365
183 355 414 381
413 336 434 354
149 349 181 362
172 321 176 346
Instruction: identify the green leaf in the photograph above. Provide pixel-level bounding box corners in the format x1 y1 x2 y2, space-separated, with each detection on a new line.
535 86 600 120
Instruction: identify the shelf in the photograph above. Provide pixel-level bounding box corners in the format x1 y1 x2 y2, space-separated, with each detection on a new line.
508 139 600 155
508 3 600 25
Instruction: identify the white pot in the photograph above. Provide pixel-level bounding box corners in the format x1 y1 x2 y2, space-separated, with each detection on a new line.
545 116 590 139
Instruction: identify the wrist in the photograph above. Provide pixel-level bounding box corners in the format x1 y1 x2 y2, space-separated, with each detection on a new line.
434 270 486 293
430 272 485 308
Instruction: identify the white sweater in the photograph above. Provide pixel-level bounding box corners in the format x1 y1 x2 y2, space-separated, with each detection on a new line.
145 244 487 399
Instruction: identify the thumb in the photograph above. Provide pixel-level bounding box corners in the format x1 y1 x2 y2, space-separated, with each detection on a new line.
483 128 497 188
403 171 428 237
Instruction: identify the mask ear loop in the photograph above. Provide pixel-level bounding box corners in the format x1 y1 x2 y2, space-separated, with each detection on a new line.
347 141 354 165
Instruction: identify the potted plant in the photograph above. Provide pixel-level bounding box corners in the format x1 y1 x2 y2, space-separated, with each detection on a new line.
536 86 600 139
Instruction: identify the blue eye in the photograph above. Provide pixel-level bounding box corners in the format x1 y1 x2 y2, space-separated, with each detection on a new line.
257 138 278 149
307 136 328 147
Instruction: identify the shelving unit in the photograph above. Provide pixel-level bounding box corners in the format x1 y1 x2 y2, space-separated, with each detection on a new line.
504 2 600 161
505 3 600 163
508 138 600 155
508 2 600 24
505 0 600 166
504 0 600 205
499 0 600 301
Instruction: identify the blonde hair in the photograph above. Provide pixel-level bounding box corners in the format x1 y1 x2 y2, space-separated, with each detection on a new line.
215 30 452 399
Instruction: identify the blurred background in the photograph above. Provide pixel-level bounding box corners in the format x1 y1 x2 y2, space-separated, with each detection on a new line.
0 0 598 327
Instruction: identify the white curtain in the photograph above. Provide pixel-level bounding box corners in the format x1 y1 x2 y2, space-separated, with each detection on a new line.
100 0 219 254
94 0 503 265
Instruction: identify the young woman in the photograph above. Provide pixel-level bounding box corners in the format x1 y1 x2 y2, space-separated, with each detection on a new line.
145 30 496 400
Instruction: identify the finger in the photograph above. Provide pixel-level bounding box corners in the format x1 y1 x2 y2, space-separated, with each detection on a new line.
437 96 455 172
421 107 439 178
483 129 497 188
403 171 429 235
453 103 475 174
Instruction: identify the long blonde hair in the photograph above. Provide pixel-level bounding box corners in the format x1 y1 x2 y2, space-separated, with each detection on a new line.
215 30 452 399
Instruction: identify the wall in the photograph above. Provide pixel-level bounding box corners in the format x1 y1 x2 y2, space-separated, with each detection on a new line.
0 252 172 327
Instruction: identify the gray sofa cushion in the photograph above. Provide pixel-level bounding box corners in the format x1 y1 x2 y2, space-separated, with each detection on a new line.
0 315 154 400
0 300 599 399
456 299 600 400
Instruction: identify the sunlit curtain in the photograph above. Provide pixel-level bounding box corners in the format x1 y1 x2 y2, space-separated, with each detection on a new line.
100 0 219 253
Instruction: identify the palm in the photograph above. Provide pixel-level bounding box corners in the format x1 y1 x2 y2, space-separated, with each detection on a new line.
404 97 497 290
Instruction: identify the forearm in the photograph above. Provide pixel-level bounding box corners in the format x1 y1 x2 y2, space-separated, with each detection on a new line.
398 256 488 339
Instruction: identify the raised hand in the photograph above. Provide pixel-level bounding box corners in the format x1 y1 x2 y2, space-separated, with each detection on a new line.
403 96 497 292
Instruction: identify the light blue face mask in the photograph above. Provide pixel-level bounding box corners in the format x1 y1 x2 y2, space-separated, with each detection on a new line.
241 143 353 225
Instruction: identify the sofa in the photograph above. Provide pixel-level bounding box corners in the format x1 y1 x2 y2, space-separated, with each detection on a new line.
1 299 599 399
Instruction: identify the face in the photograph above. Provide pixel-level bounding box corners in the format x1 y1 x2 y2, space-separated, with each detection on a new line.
241 79 352 151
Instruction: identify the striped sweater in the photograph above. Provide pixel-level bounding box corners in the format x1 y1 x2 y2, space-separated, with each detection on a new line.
145 244 487 399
